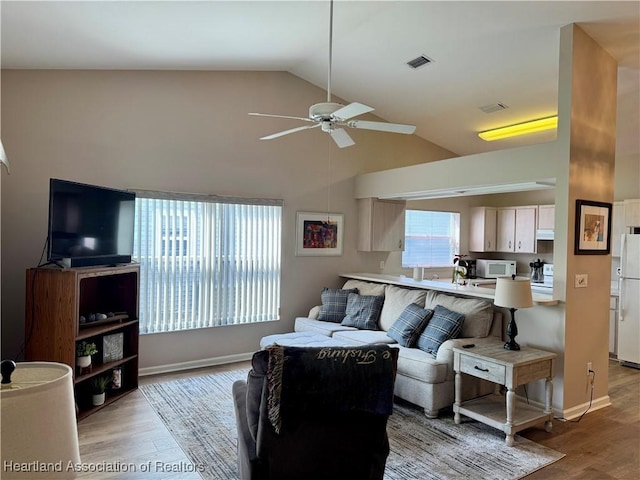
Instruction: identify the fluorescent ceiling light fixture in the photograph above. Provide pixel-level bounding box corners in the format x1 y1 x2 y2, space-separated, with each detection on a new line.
377 180 556 201
478 116 558 141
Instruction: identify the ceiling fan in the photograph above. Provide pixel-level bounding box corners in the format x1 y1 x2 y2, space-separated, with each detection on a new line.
249 0 416 148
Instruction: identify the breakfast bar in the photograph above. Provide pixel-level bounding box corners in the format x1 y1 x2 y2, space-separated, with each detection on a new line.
340 273 559 306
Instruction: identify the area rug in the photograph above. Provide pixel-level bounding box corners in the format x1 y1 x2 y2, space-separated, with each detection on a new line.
140 368 564 480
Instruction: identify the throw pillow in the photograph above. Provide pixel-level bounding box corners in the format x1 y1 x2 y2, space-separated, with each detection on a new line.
378 285 427 332
317 288 358 323
416 305 465 357
388 303 434 347
431 293 494 338
341 293 385 330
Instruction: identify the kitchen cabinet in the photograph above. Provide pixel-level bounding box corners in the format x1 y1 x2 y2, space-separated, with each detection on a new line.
357 198 406 251
515 207 537 252
612 199 640 256
25 264 140 420
612 202 625 257
496 206 537 253
469 206 497 252
538 205 555 230
623 199 640 227
496 208 516 252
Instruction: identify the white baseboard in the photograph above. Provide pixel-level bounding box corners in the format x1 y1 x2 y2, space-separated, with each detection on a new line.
139 352 254 377
561 395 611 420
515 392 611 421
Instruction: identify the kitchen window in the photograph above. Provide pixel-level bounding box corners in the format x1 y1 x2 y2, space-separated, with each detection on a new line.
133 191 282 334
402 209 460 268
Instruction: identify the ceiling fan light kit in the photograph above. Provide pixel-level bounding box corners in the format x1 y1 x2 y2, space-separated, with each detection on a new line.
249 0 415 148
478 116 558 141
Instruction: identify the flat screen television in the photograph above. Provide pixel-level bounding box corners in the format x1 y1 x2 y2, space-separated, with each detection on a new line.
47 178 136 268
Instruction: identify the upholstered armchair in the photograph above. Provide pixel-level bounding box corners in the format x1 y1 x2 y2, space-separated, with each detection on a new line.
232 344 399 480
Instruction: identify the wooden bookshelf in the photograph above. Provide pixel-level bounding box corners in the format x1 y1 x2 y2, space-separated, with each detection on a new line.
25 264 140 420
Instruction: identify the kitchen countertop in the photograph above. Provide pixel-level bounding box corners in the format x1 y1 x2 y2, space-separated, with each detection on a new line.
340 273 559 306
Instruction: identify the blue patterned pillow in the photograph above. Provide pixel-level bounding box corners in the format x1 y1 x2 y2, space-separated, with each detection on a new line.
317 288 358 323
388 304 434 347
416 305 465 357
341 293 385 330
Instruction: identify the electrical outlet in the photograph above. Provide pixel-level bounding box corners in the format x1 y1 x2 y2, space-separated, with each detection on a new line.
587 362 593 375
379 261 385 270
575 274 588 288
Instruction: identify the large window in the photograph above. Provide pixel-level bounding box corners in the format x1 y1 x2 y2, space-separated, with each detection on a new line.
402 209 460 268
132 191 282 334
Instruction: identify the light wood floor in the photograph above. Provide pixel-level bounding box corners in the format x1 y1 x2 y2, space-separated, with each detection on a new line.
77 360 639 479
520 360 639 479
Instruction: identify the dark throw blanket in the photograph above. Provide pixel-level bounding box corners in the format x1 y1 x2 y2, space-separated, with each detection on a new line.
264 345 398 433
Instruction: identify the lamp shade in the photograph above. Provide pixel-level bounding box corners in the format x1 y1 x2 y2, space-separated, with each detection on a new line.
494 276 534 309
1 362 81 479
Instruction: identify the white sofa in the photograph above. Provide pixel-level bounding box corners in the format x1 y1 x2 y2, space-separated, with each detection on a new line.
266 279 503 418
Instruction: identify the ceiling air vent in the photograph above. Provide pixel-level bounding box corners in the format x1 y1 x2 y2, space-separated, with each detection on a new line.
479 102 509 114
407 55 433 69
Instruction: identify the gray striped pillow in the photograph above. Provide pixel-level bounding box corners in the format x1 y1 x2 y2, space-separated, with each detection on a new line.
341 293 385 330
416 305 465 357
388 303 434 347
317 288 358 323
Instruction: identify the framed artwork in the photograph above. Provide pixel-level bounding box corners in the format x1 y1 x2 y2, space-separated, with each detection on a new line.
574 199 612 255
102 332 124 363
295 211 344 256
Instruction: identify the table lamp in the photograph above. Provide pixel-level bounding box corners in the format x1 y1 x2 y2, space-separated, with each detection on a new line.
494 275 533 350
1 361 81 478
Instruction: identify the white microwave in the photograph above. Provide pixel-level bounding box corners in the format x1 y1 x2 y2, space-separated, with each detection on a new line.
476 259 517 278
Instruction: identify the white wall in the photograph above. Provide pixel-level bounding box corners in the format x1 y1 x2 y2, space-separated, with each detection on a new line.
0 69 454 369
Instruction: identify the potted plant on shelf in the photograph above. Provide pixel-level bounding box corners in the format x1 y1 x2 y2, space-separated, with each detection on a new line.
76 341 98 373
90 375 110 406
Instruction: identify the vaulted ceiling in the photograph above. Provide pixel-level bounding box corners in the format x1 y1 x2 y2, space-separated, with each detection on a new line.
2 1 638 156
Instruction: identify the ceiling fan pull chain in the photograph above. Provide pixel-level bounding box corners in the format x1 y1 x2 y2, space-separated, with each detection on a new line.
327 136 332 217
327 0 333 103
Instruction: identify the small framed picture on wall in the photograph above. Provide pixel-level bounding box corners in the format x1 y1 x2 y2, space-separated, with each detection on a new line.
295 211 344 256
574 199 612 255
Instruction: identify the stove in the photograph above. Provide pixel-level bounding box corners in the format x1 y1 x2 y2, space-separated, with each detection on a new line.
530 264 553 294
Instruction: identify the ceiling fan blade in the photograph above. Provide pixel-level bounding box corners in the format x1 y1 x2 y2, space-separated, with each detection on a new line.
329 128 355 148
249 112 315 123
332 102 374 121
260 123 320 140
348 120 416 134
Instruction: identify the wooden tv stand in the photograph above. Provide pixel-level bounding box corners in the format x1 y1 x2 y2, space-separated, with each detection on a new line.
25 264 140 420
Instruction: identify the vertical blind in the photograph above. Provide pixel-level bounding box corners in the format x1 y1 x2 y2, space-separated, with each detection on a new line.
132 191 282 334
402 210 460 268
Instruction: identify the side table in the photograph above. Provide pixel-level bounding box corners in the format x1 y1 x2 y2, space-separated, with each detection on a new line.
453 342 557 446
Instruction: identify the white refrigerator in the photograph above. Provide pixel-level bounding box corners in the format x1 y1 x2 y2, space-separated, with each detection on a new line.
618 233 640 367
